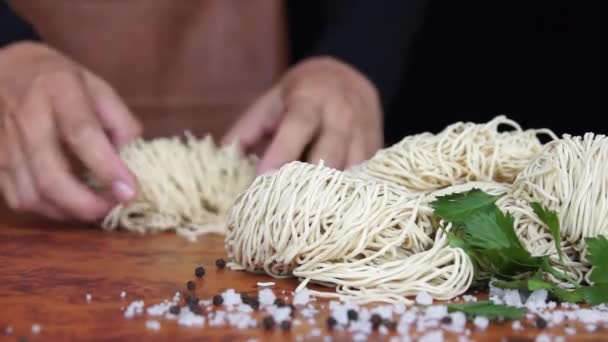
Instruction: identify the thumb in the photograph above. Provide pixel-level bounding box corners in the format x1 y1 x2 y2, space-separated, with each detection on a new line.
222 87 283 149
82 71 143 148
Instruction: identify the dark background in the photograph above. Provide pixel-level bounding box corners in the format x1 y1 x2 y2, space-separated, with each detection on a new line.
4 1 607 146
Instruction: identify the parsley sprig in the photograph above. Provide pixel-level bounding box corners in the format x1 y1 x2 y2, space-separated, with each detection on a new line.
430 189 608 306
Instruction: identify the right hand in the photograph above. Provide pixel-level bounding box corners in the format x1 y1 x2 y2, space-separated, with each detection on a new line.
0 42 142 222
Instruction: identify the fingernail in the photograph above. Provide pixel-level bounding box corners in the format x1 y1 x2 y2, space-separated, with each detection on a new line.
113 180 135 202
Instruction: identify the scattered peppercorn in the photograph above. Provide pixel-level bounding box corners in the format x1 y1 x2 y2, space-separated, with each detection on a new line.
327 316 338 329
249 298 260 311
441 316 453 325
215 258 226 269
212 294 224 306
347 309 359 321
288 304 296 317
280 320 291 331
187 280 196 291
536 317 548 329
195 266 205 278
383 319 397 330
169 305 181 315
241 293 251 303
189 304 201 315
274 298 285 307
262 316 275 330
185 293 198 305
370 314 382 329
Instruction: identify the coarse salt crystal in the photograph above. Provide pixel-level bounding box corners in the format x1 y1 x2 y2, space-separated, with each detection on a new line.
473 316 489 330
462 295 478 303
120 291 126 299
353 333 368 342
222 289 242 307
31 324 41 334
177 307 205 327
565 327 576 335
585 324 597 332
293 288 311 306
512 321 522 331
5 326 14 334
145 320 161 331
503 289 523 307
535 334 551 342
554 337 565 342
124 300 145 319
267 306 292 323
415 292 433 306
526 290 548 308
419 330 444 342
258 288 276 306
85 293 92 302
425 305 448 320
309 328 322 337
323 336 332 342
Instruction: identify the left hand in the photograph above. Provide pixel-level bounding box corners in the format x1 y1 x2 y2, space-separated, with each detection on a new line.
222 56 383 175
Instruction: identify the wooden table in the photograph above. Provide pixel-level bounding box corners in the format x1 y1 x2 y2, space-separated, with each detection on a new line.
1 206 607 342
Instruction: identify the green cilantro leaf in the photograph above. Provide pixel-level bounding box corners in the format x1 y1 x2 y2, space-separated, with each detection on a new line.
431 189 501 226
447 301 526 320
578 284 608 305
586 236 608 284
531 202 565 266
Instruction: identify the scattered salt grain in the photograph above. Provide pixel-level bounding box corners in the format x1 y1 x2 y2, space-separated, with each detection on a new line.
5 326 13 334
145 320 161 331
511 320 523 331
585 324 597 332
353 333 368 342
147 300 175 316
31 324 41 334
503 289 523 307
267 306 292 323
124 300 145 318
257 282 275 287
177 307 205 327
462 295 478 303
419 330 444 342
535 334 551 342
259 288 276 306
120 291 127 299
379 325 389 335
555 337 565 342
85 293 92 302
309 328 322 337
222 289 242 307
526 290 548 307
293 319 302 326
415 291 433 306
293 288 311 306
323 336 332 342
457 337 469 342
564 327 576 335
473 316 489 330
425 305 448 320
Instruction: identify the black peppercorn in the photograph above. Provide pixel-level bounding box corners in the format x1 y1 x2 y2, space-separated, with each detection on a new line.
274 298 285 307
370 314 382 329
189 303 201 315
288 304 296 317
241 293 251 303
187 280 196 291
195 266 205 278
185 293 198 305
169 305 181 315
212 294 224 306
347 309 359 321
215 258 226 269
280 320 291 331
383 319 397 330
536 317 548 329
249 298 260 311
327 316 338 329
441 316 453 325
262 316 275 330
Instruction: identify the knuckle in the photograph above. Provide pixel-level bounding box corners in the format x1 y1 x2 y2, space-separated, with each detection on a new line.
64 119 97 146
33 173 56 196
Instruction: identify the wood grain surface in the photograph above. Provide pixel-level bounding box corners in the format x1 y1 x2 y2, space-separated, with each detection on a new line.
1 205 607 342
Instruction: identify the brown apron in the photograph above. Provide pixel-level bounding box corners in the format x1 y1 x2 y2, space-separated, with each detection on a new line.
8 0 288 140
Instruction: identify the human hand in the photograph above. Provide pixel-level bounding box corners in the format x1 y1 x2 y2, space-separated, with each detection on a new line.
0 42 142 221
223 56 383 175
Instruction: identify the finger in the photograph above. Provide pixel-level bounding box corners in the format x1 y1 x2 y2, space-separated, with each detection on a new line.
82 71 143 147
345 138 370 169
4 116 67 219
0 172 18 209
257 99 322 174
222 87 283 148
14 89 113 221
306 125 350 170
46 71 136 202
